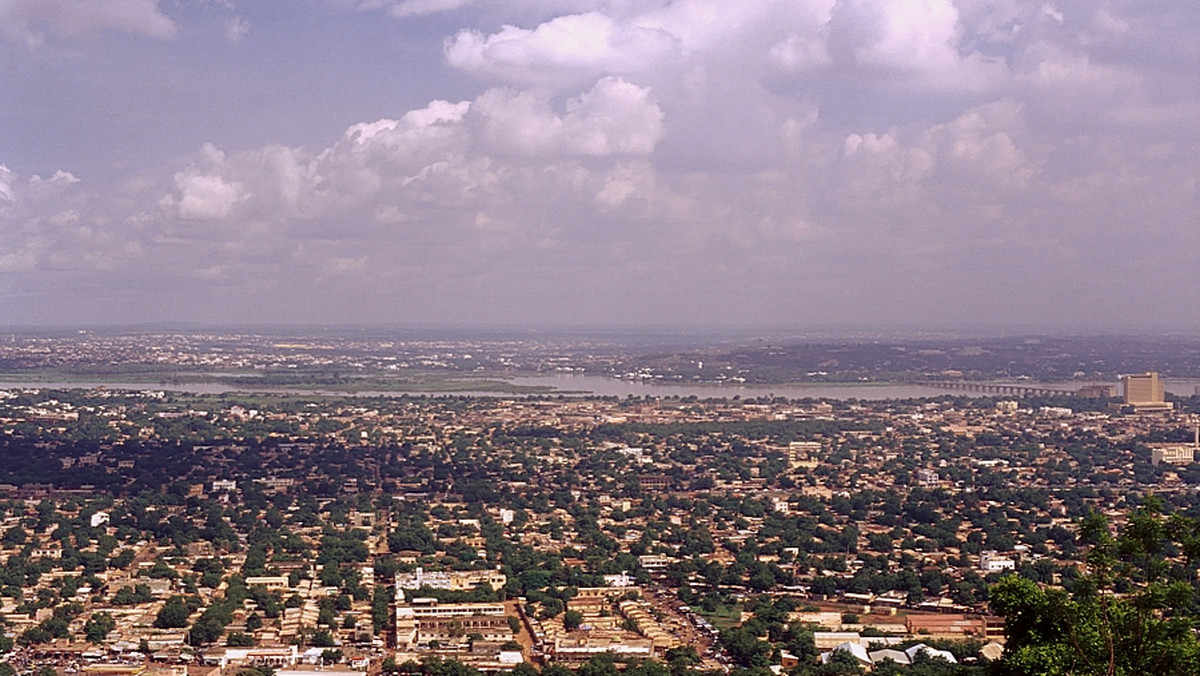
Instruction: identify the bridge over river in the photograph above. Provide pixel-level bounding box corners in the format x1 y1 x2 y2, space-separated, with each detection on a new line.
915 381 1114 398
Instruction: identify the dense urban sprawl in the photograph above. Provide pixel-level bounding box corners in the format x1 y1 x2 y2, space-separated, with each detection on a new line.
1 380 1199 676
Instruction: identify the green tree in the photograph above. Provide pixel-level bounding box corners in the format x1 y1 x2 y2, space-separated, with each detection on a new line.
154 596 193 629
719 626 771 668
189 616 225 646
112 584 153 605
84 612 116 643
227 632 256 647
562 610 584 631
309 629 335 647
17 626 50 646
2 528 25 547
991 505 1200 675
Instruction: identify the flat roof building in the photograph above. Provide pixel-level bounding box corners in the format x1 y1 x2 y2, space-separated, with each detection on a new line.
1151 445 1195 466
1123 372 1173 412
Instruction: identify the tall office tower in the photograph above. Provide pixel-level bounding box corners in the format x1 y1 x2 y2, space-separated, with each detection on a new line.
1122 372 1173 412
1124 372 1164 403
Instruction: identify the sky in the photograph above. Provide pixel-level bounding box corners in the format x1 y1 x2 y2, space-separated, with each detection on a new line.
1 0 1198 330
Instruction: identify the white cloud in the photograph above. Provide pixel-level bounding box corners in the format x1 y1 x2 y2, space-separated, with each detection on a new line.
30 170 81 188
468 89 564 156
768 33 832 72
826 0 1006 90
224 16 250 43
633 0 829 53
136 76 659 254
4 0 1200 325
838 130 936 212
445 12 679 86
942 109 1032 189
0 163 143 278
566 77 664 154
0 0 176 47
0 165 14 203
470 77 663 157
345 100 471 151
1022 44 1136 91
440 0 841 89
382 0 478 18
173 171 247 221
0 246 40 273
438 0 1012 93
1041 3 1064 25
595 161 654 209
835 100 1034 220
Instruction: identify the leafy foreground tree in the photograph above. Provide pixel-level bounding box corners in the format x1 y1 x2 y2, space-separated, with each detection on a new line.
991 500 1200 675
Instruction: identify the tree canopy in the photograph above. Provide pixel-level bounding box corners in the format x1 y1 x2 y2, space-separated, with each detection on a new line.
991 499 1200 675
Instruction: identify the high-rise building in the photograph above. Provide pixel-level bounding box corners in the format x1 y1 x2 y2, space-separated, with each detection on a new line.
1122 372 1173 412
1124 372 1163 403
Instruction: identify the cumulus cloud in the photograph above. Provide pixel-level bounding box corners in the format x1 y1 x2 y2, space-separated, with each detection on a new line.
141 76 661 254
441 1 842 87
440 0 1012 93
595 162 654 209
0 164 142 277
941 106 1033 190
1021 43 1137 92
345 100 471 154
470 78 663 156
832 99 1036 228
643 0 834 57
4 0 1200 325
0 0 176 47
824 0 1007 90
445 12 679 87
173 172 246 221
162 142 249 221
836 130 936 217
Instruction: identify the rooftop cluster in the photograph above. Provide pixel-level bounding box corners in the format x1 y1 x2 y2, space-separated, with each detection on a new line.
0 384 1198 676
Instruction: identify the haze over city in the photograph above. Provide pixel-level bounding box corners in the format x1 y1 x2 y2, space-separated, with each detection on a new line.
2 1 1198 329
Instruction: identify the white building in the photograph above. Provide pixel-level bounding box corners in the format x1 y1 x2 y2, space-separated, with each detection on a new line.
915 469 940 487
1151 445 1195 466
395 567 506 592
979 551 1015 573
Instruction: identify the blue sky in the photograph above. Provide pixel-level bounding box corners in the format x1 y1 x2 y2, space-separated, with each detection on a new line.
1 1 1198 329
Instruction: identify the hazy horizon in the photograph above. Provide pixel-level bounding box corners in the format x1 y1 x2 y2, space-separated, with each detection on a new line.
3 2 1199 329
2 320 1198 343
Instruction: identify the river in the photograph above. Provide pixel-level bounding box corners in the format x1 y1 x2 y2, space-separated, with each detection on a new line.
1 374 1198 401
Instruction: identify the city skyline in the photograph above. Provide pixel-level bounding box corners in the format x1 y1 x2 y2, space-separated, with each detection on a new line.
2 1 1199 329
